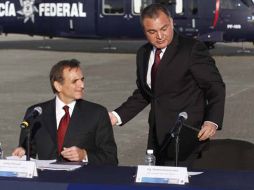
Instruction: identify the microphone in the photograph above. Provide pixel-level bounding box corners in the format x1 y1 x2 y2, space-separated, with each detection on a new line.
177 112 188 124
171 112 188 137
177 112 200 132
160 112 189 154
20 106 42 129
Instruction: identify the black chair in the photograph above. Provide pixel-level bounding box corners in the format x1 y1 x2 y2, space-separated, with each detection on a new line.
192 139 254 170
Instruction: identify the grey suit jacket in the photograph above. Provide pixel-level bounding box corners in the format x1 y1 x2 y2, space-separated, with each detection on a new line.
19 98 118 165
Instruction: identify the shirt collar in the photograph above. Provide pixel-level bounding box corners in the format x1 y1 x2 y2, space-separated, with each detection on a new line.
55 95 76 114
152 46 166 54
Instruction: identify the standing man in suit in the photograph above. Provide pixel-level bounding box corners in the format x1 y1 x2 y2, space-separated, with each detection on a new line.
13 59 118 165
109 4 225 166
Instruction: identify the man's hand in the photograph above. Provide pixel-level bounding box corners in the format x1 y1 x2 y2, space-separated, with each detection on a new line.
109 112 118 126
12 147 26 157
61 146 87 161
198 121 217 141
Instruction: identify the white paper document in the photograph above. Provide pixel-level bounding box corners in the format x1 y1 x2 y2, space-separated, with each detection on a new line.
6 156 81 171
136 165 189 185
0 159 37 178
37 162 81 171
188 171 204 176
6 155 27 161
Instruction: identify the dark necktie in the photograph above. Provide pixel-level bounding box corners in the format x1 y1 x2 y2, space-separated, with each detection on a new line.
57 105 70 154
151 48 162 89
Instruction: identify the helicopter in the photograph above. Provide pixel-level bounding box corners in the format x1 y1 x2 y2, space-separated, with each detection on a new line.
0 0 254 48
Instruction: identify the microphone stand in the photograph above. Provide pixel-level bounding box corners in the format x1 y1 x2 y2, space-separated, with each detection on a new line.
175 135 180 167
171 120 184 167
25 128 31 161
171 122 201 166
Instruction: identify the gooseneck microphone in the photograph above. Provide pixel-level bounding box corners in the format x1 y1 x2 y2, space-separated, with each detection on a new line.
20 106 42 129
171 112 188 137
175 112 200 132
173 112 188 167
177 112 188 123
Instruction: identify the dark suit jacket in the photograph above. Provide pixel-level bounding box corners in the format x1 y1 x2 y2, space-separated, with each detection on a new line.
115 32 225 163
19 98 118 165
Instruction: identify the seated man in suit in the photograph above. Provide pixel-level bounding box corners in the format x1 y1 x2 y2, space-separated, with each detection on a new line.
12 59 118 165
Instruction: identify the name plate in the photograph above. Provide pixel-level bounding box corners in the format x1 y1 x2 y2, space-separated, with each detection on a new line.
0 160 38 178
135 165 189 185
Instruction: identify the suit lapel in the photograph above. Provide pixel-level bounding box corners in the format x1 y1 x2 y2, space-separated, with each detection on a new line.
63 100 81 145
160 32 179 67
43 99 57 144
155 32 180 89
138 44 153 96
138 33 180 96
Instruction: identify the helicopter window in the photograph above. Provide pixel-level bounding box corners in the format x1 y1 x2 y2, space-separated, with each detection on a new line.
220 0 235 9
168 0 176 4
132 0 178 15
154 0 172 4
190 0 198 15
103 0 124 15
132 0 153 14
240 0 254 7
175 0 184 14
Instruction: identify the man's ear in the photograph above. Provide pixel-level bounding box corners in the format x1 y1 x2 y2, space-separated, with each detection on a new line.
170 17 174 29
54 81 62 93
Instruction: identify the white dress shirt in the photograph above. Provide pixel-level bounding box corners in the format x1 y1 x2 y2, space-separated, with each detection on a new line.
55 96 88 162
146 47 166 88
55 96 76 129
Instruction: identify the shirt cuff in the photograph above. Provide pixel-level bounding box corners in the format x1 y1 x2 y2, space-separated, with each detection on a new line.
204 121 218 129
82 150 88 163
112 111 122 126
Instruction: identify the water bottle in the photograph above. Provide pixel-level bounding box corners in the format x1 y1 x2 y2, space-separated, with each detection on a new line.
144 149 156 165
0 142 3 159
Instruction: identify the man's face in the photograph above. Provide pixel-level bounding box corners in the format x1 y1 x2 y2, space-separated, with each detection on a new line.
54 67 84 104
143 11 174 49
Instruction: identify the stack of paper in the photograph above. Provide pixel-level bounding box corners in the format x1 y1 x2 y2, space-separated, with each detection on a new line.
6 156 81 171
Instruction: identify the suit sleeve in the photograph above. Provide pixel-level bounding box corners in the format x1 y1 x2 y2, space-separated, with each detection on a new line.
114 45 151 125
87 107 118 165
114 88 150 125
190 41 226 129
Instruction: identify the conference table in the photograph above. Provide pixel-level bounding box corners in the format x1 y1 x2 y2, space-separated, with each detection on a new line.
0 164 253 190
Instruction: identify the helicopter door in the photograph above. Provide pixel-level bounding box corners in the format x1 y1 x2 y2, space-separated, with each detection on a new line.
97 0 130 38
129 0 153 38
171 0 197 37
180 0 200 37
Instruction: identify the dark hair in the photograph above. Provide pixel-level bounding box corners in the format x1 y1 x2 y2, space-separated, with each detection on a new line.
140 3 171 26
49 59 80 93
